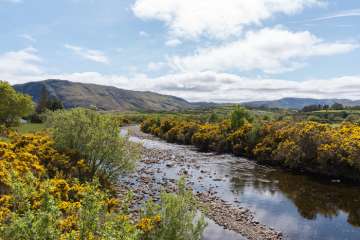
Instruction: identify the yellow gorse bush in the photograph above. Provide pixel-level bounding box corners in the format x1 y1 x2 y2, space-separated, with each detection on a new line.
0 131 206 240
142 116 360 181
0 133 135 239
136 215 161 232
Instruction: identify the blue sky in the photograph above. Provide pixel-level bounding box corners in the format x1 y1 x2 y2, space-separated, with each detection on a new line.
1 0 360 102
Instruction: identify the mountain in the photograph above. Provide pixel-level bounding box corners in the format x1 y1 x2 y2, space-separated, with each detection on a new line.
13 79 195 112
243 97 360 109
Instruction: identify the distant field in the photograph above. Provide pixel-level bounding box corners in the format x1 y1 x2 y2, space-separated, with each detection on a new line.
15 123 46 134
312 110 360 114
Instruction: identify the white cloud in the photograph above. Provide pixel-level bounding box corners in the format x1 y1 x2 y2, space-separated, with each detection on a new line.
165 39 182 47
2 48 360 103
145 72 360 102
0 48 43 81
64 44 110 64
19 34 37 43
147 61 166 71
132 0 323 40
308 8 360 22
169 27 358 74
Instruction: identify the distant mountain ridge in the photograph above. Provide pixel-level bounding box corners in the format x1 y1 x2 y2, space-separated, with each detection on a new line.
243 97 360 109
14 80 360 111
14 80 196 112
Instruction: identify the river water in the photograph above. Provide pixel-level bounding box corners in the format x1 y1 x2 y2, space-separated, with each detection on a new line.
123 127 360 240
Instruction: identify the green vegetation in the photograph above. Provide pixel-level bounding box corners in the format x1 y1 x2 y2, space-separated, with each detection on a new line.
14 80 193 112
15 123 46 134
141 109 360 181
0 83 206 240
46 108 139 184
36 86 64 114
142 178 206 240
230 105 253 129
0 81 34 127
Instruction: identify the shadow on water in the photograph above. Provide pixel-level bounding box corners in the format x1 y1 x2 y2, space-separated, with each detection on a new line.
227 160 360 239
229 163 360 226
123 127 360 239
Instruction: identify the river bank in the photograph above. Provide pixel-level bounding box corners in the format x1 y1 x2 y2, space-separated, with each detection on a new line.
119 126 283 240
119 125 360 240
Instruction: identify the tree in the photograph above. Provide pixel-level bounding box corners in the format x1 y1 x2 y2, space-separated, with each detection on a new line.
46 108 139 183
0 81 34 127
230 105 253 129
46 98 64 111
207 111 219 123
302 104 322 112
331 102 344 110
36 86 49 113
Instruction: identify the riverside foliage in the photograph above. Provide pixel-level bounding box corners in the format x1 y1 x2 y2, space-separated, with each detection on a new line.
46 108 140 185
0 128 206 240
141 114 360 181
0 81 34 127
0 80 206 240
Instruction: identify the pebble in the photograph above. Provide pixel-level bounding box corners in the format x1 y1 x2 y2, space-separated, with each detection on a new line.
118 126 284 240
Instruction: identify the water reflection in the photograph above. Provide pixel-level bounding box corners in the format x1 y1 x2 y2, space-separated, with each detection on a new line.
123 127 360 239
229 162 360 227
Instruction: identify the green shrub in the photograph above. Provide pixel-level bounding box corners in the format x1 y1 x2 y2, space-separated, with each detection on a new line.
230 105 253 130
0 174 140 240
1 174 61 240
142 179 206 240
0 81 34 127
141 115 360 181
46 108 140 183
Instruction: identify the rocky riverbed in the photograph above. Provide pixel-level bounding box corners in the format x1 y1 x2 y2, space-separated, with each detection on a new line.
118 126 283 240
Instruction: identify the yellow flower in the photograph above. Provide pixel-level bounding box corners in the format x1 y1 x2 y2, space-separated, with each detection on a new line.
137 217 155 232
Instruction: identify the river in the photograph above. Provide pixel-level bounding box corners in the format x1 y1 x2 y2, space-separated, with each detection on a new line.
122 126 360 240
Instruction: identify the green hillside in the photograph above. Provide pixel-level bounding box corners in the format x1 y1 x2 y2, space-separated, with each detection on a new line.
14 79 194 112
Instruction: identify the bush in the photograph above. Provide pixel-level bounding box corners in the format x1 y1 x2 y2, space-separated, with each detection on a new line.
191 124 221 152
0 135 139 240
46 108 140 184
0 174 140 240
141 117 160 134
141 179 206 240
227 123 259 157
0 81 34 127
230 105 253 130
141 115 360 181
0 133 206 240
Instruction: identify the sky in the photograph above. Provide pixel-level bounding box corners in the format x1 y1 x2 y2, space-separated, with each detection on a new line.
0 0 360 102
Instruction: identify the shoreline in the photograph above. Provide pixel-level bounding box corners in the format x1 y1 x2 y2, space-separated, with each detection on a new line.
119 125 283 240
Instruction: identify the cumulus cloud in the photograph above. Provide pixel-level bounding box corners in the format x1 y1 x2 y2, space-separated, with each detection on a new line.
132 0 323 40
0 47 43 81
2 49 360 103
147 72 360 102
169 27 358 74
64 44 110 64
147 61 166 71
165 39 182 47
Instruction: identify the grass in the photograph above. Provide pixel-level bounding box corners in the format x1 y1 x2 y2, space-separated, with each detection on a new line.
0 136 10 142
15 123 46 134
0 123 46 143
310 110 360 114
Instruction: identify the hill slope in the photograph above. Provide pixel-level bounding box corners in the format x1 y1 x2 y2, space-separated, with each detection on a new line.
14 80 194 111
243 97 360 109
